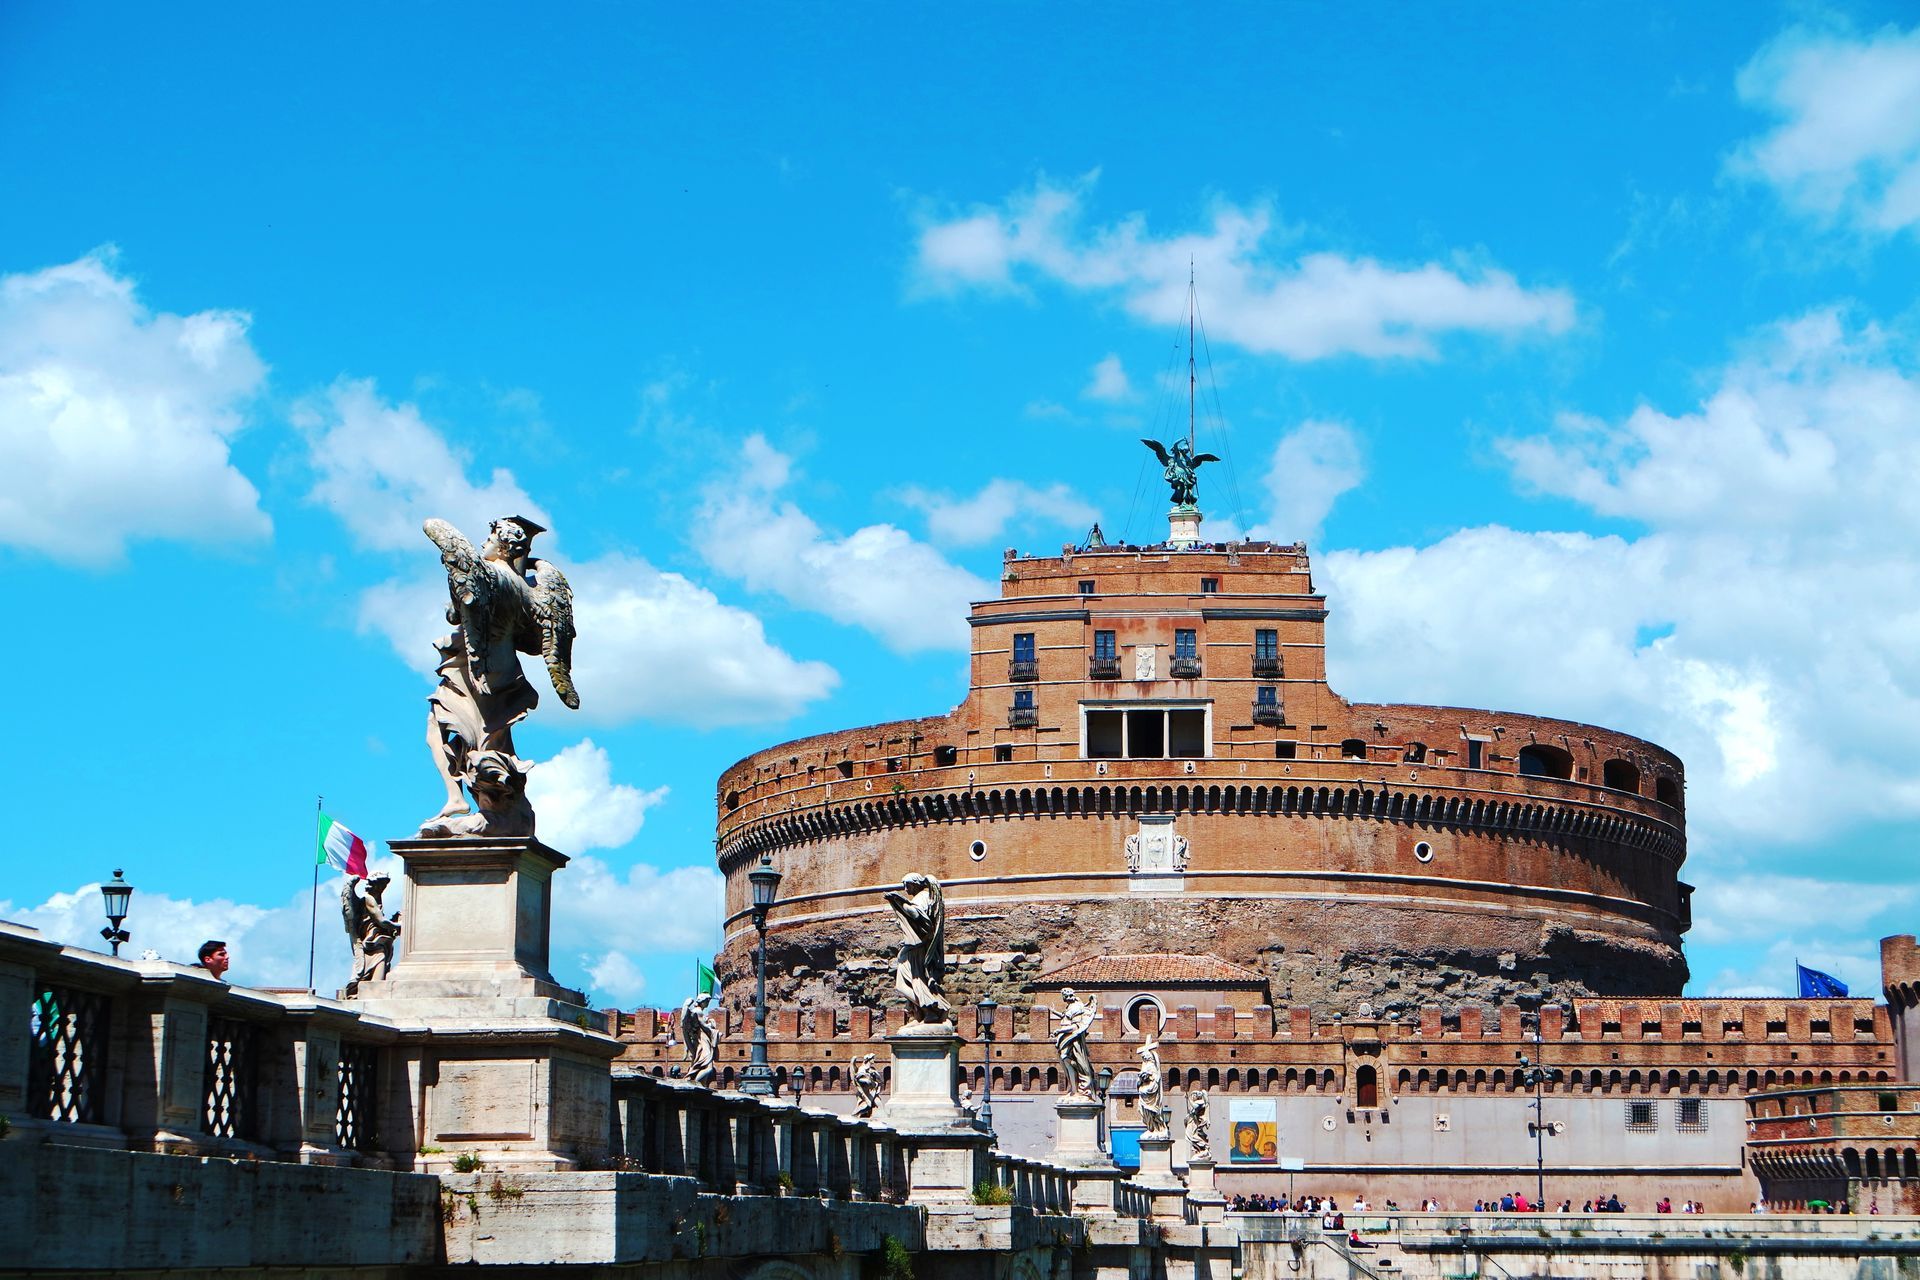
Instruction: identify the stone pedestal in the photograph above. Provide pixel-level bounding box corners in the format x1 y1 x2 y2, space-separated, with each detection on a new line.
1134 1134 1191 1221
876 1025 988 1202
353 837 591 1020
1052 1096 1110 1165
347 835 621 1170
1185 1155 1227 1223
1168 505 1203 549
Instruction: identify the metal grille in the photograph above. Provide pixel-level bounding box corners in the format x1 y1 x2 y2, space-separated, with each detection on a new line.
202 1016 258 1140
335 1041 379 1151
1625 1099 1657 1132
1676 1098 1708 1133
27 984 110 1124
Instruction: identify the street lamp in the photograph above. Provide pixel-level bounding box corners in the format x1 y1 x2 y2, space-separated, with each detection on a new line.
740 852 783 1096
100 869 133 958
976 996 998 1132
1517 1007 1564 1209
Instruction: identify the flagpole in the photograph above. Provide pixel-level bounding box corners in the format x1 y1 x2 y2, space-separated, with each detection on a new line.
307 796 322 994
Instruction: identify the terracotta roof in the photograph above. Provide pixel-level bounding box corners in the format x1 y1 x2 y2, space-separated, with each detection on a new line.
1035 953 1267 987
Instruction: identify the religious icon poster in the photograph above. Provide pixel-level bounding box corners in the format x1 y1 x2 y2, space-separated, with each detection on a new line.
1227 1097 1278 1164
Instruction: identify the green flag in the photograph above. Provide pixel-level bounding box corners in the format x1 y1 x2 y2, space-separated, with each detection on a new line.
696 960 717 997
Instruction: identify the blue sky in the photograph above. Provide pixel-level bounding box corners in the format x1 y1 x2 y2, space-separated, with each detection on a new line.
4 5 1919 1006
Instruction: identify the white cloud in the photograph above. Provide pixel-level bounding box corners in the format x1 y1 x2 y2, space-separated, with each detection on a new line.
358 557 839 727
0 854 403 995
1733 23 1920 235
311 382 839 726
1083 353 1135 402
526 738 668 853
913 176 1575 360
0 252 270 565
1705 935 1883 1000
1254 419 1365 544
1322 309 1920 850
899 478 1099 547
1690 874 1917 946
296 378 545 554
700 434 993 651
557 859 724 1005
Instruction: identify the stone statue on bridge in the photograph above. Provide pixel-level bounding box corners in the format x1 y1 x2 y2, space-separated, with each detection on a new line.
416 515 579 840
852 1053 881 1117
1054 988 1098 1097
678 992 720 1087
341 874 401 993
884 873 951 1025
1186 1088 1210 1153
1137 1036 1170 1136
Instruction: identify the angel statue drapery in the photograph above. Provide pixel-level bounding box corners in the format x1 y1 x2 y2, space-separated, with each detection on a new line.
417 515 579 839
884 873 951 1025
1141 438 1219 508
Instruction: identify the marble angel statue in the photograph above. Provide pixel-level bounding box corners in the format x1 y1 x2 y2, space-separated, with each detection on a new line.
417 515 578 838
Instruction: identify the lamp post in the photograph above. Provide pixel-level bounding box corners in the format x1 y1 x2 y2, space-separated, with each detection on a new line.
1517 1007 1563 1209
739 852 782 1096
99 869 133 957
976 996 998 1132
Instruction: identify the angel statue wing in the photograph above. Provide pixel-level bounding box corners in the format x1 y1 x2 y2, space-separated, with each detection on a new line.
1193 452 1221 465
1141 438 1172 466
424 518 505 691
528 558 580 710
677 997 702 1049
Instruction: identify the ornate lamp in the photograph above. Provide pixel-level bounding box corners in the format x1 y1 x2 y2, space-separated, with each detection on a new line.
976 996 998 1132
1094 1064 1115 1098
740 853 783 1096
99 869 133 958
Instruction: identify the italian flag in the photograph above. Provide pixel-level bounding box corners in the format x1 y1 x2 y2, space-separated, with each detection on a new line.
317 813 370 878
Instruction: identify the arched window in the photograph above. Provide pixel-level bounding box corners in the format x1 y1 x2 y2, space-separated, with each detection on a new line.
1602 758 1641 793
1655 776 1682 808
1341 739 1368 760
1403 742 1427 763
1356 1064 1379 1109
1517 744 1574 779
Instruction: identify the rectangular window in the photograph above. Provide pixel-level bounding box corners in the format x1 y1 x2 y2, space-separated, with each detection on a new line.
1168 709 1206 758
1677 1098 1706 1131
1275 741 1297 760
1626 1101 1656 1131
1254 629 1279 660
1466 739 1485 769
1078 580 1095 595
1200 577 1219 593
1094 630 1116 661
1174 628 1197 658
1082 704 1208 760
1012 633 1035 663
993 744 1013 763
1126 709 1165 758
1256 685 1278 706
1880 1092 1900 1113
1012 689 1035 710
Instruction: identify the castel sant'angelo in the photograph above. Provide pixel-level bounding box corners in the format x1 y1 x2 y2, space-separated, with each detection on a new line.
712 491 1687 1020
612 450 1919 1212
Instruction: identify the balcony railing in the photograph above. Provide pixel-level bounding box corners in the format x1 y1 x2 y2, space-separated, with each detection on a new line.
1170 656 1202 679
1008 707 1038 728
1252 702 1285 726
1253 656 1282 678
1088 657 1121 680
1008 659 1038 682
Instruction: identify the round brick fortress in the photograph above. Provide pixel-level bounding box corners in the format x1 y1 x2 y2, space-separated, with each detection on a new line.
714 539 1688 1017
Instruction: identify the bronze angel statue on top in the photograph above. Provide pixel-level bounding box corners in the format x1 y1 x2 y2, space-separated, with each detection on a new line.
1141 437 1219 508
417 515 579 839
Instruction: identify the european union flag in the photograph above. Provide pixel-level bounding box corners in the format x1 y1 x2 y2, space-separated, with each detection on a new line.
1797 963 1849 998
